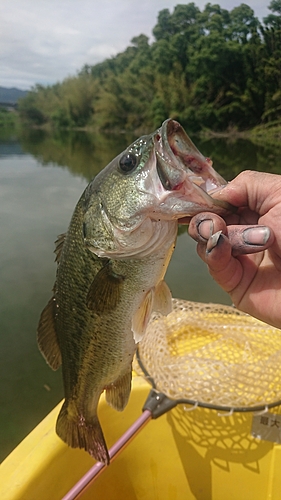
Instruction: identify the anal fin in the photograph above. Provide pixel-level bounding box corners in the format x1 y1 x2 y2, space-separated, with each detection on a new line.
56 399 110 465
105 369 132 411
37 296 62 370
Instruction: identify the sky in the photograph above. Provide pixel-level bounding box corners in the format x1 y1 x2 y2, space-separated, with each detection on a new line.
0 0 272 91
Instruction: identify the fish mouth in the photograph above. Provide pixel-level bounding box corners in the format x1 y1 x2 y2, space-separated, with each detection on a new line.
154 119 233 215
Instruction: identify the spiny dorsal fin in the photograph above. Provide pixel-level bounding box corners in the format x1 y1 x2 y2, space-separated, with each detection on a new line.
132 288 154 344
105 369 132 412
86 263 125 313
54 233 67 263
37 296 62 370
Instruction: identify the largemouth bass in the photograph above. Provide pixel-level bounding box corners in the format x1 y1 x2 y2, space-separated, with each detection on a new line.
37 119 232 464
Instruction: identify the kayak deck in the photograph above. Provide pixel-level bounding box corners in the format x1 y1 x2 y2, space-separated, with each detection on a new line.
1 376 281 499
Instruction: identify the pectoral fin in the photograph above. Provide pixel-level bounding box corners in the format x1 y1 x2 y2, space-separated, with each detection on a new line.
87 263 125 313
132 289 154 343
153 280 172 316
37 296 62 370
132 282 172 344
105 369 132 411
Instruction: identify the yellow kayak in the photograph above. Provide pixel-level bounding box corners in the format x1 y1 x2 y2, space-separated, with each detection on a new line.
2 300 281 500
1 375 281 500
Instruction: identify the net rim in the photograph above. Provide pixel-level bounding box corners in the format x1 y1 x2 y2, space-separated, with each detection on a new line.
136 348 281 414
135 298 281 414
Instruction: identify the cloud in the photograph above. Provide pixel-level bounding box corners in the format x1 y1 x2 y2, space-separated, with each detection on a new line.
0 0 271 90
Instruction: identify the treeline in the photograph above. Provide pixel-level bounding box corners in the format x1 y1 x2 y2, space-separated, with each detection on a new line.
19 1 281 133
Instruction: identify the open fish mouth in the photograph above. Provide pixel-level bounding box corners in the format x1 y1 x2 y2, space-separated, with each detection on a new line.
154 119 231 209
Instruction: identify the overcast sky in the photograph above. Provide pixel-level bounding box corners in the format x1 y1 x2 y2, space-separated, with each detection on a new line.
0 0 272 90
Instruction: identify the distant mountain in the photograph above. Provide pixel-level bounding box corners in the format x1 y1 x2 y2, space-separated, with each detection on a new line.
0 86 28 105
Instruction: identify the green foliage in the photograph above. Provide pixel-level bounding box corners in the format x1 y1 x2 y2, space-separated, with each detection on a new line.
0 107 18 129
18 2 281 133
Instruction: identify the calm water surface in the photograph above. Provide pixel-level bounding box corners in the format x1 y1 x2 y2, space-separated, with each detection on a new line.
1 129 281 461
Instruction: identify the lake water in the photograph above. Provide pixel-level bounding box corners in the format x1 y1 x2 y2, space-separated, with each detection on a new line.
1 128 281 462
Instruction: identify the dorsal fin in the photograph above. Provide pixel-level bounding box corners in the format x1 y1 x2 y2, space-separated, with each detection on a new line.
37 296 62 370
54 233 67 263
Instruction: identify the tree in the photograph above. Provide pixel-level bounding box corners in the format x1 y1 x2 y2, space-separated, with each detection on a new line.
18 1 281 132
153 9 173 40
264 0 281 29
229 4 259 43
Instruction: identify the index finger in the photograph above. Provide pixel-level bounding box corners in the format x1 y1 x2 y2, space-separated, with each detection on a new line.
213 171 281 215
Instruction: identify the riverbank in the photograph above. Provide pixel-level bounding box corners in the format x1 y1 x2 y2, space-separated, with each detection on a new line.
0 108 18 129
1 109 280 149
249 123 281 147
200 123 281 147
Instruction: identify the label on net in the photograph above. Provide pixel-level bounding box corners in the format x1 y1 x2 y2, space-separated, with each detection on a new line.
251 412 281 444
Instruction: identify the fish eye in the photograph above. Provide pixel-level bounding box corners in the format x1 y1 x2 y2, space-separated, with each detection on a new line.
119 153 138 174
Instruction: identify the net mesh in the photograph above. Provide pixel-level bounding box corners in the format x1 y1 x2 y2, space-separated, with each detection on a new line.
134 299 281 410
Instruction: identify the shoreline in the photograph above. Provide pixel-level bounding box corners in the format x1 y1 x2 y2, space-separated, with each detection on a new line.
199 124 281 147
1 111 281 147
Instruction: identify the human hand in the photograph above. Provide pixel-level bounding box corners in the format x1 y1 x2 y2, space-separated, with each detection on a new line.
188 170 281 329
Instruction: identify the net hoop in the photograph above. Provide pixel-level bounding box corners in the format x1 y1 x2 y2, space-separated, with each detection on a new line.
135 299 281 413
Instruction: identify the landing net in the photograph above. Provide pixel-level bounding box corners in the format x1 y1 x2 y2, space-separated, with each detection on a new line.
134 299 281 412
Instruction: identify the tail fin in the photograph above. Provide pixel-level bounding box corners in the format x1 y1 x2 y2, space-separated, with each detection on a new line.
56 400 110 465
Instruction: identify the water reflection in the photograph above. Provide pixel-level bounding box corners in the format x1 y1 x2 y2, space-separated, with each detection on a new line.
196 135 281 178
1 127 281 462
20 128 137 181
20 127 281 181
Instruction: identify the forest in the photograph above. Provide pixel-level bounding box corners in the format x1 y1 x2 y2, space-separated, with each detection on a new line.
18 1 281 133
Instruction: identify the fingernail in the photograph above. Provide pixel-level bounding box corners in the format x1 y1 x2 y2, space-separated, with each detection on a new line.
242 227 271 246
197 219 214 240
206 230 223 253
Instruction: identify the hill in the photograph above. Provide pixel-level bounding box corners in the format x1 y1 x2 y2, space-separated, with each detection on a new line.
0 86 28 105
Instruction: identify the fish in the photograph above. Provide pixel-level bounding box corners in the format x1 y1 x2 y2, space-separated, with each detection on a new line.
37 119 232 465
